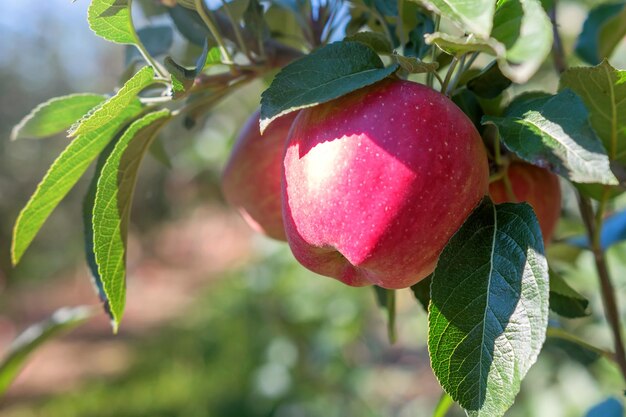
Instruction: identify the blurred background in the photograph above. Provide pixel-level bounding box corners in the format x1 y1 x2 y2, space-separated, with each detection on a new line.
0 1 626 416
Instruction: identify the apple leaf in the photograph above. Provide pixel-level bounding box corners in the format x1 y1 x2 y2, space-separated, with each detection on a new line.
429 198 549 417
259 41 399 133
549 269 589 318
393 55 439 74
415 0 495 38
560 61 626 167
575 2 626 65
83 139 122 324
10 94 106 141
467 61 512 99
405 11 435 59
0 306 94 396
88 0 136 45
490 0 552 84
125 26 174 65
11 100 143 266
345 32 394 54
69 66 154 138
168 5 210 46
92 110 172 332
425 32 503 56
483 89 617 185
425 0 551 83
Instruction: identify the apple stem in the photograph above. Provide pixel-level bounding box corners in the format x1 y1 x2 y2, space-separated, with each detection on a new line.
386 289 397 344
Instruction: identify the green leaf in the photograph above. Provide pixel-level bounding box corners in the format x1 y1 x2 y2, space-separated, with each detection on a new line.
483 89 617 185
415 0 495 38
576 2 626 65
93 110 172 331
425 0 552 83
125 26 173 65
467 61 512 99
410 276 432 312
0 306 94 396
10 94 106 141
345 31 394 54
425 32 503 56
428 198 549 417
560 61 626 167
549 269 589 318
11 101 143 266
260 41 399 132
393 55 439 74
83 139 123 323
490 0 552 83
69 66 154 138
88 0 136 44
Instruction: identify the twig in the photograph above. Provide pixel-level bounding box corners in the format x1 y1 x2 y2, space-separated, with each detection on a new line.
550 0 626 383
576 195 626 380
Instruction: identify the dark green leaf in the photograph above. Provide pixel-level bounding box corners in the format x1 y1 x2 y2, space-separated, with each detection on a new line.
483 89 617 185
372 285 389 309
93 110 172 331
345 31 394 54
260 41 398 132
452 89 484 129
0 306 94 396
414 0 494 37
405 11 435 59
168 5 209 46
429 198 549 417
125 26 174 65
88 0 136 44
467 61 512 99
549 269 589 318
575 2 626 65
410 275 431 312
164 56 195 99
11 99 143 265
10 94 106 141
244 0 270 45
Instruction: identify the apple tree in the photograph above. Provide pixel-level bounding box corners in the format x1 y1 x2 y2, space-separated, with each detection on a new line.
3 0 626 415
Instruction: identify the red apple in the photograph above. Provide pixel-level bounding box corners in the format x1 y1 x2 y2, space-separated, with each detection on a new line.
282 78 489 289
221 109 296 241
489 161 561 243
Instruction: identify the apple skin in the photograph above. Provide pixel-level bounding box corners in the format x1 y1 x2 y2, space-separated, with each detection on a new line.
489 162 561 243
221 109 297 241
282 79 489 289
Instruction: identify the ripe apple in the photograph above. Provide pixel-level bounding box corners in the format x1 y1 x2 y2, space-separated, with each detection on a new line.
221 109 296 241
282 78 489 289
489 161 561 243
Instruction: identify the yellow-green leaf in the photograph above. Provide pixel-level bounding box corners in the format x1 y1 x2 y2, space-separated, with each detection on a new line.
92 110 172 331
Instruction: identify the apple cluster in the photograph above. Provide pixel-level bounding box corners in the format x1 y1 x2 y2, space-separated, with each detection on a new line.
222 78 560 289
